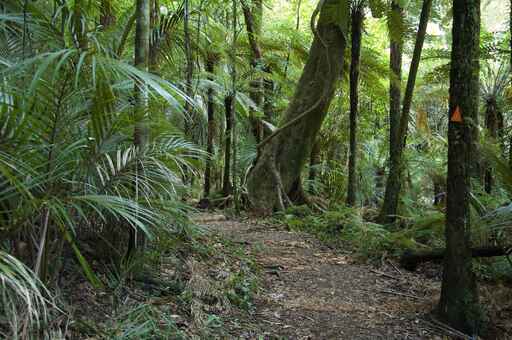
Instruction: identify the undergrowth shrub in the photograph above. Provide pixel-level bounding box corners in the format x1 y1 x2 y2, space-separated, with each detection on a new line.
0 251 54 339
97 304 186 340
277 205 448 259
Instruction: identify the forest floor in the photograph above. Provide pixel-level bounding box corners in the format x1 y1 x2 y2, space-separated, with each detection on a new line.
66 212 512 339
195 213 464 339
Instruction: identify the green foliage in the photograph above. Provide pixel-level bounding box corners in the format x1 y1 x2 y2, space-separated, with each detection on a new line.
98 304 186 339
0 0 511 336
0 0 205 285
0 251 53 339
368 0 386 18
278 204 450 259
225 261 258 310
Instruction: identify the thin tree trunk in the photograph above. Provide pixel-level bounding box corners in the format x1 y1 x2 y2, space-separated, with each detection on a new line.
133 0 150 148
247 0 349 215
509 0 512 168
283 0 302 80
388 0 403 163
242 0 264 142
100 0 116 28
378 0 432 223
128 0 150 258
347 4 364 207
231 0 239 207
484 98 498 193
203 56 216 198
378 0 403 223
509 136 512 169
223 95 234 196
437 0 482 334
183 0 194 137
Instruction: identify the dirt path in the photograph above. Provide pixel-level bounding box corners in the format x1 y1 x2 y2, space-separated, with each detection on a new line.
195 214 450 340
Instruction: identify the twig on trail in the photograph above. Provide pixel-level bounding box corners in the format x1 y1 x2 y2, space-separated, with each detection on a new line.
370 269 398 280
303 315 315 322
424 316 473 339
387 260 403 276
376 289 425 300
234 240 252 246
263 264 284 271
262 319 282 325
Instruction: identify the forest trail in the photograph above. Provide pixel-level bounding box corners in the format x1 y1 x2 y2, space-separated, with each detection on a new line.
194 213 447 339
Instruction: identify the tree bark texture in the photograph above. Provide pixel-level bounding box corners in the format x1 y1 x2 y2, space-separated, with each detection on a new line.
242 0 265 142
347 4 364 207
133 0 150 148
128 0 150 257
100 0 116 28
484 98 499 193
223 95 234 196
388 0 403 162
204 56 216 198
401 246 512 272
246 0 349 215
378 0 403 223
378 0 431 223
437 0 482 334
183 0 194 137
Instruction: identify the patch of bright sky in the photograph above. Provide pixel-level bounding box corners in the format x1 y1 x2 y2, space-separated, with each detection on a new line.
482 0 508 33
267 0 508 35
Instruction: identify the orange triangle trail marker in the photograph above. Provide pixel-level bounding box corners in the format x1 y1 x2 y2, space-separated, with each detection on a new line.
451 106 463 123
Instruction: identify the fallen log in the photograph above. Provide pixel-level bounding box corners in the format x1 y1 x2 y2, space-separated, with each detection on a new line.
400 246 512 271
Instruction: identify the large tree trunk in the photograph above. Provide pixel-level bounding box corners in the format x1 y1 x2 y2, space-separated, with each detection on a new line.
203 56 216 198
346 4 364 207
378 0 432 223
437 0 482 334
246 0 349 215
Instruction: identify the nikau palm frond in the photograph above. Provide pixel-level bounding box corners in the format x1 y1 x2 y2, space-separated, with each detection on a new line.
0 3 203 334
